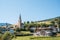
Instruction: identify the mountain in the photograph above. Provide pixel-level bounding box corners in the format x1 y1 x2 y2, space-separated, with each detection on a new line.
35 16 60 24
0 23 12 27
38 16 60 22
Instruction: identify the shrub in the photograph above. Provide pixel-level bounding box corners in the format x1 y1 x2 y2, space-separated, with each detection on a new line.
16 28 21 32
0 34 2 40
2 31 13 40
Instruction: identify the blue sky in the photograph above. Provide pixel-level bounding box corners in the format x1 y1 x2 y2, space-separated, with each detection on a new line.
0 0 60 24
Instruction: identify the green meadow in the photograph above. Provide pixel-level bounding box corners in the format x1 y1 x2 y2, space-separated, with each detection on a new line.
12 36 60 40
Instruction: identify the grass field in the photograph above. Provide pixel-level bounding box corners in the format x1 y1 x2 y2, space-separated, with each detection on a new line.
12 36 60 40
12 31 60 40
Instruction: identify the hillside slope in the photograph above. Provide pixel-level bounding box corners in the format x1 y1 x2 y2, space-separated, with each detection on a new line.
36 16 60 24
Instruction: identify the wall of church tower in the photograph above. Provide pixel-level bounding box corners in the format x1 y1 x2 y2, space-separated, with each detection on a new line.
18 14 22 28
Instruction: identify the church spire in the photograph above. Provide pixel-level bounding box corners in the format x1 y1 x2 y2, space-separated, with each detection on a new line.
18 14 22 28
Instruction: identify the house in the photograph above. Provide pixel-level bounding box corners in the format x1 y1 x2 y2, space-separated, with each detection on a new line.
33 27 53 36
30 26 57 36
0 25 14 34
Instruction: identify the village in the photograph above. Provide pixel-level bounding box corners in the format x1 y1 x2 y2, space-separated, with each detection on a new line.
0 15 60 40
0 0 60 40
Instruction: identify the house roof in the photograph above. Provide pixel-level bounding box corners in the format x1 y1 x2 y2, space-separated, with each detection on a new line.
37 27 52 30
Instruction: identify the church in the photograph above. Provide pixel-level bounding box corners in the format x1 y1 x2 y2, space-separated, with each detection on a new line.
13 14 24 29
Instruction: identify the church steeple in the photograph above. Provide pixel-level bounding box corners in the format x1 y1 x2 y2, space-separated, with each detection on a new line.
18 14 22 28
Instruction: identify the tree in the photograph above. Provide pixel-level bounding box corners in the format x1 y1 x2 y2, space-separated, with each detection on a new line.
27 21 30 24
0 34 2 40
2 31 13 40
16 28 21 32
31 21 34 24
24 23 30 31
40 23 47 27
51 18 60 32
51 21 55 25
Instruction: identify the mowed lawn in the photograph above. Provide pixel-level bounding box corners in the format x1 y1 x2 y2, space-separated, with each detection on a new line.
12 36 60 40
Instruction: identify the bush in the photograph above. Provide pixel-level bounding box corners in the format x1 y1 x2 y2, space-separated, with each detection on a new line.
16 28 21 32
2 31 13 40
0 34 2 40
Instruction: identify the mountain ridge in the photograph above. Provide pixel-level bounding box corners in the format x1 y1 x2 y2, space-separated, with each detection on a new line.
0 23 12 26
37 16 60 22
